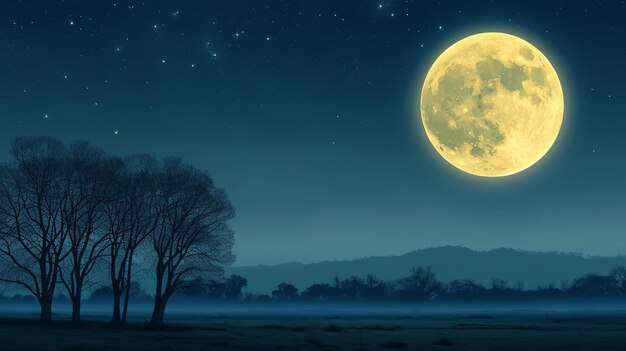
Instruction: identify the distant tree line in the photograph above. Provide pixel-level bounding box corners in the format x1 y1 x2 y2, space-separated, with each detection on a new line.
0 136 235 326
172 266 626 304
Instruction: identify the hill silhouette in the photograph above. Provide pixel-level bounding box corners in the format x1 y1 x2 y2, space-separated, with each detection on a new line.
228 246 626 294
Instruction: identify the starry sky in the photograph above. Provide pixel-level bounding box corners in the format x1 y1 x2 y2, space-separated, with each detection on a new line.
1 1 625 266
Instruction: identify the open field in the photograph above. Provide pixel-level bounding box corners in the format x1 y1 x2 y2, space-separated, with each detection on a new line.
3 309 626 350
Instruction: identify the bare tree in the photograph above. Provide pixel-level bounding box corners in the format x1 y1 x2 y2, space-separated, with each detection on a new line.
490 278 508 291
610 266 626 295
363 274 386 300
149 158 235 326
0 137 71 322
222 274 247 300
103 155 160 325
398 266 442 299
58 142 112 324
272 283 299 301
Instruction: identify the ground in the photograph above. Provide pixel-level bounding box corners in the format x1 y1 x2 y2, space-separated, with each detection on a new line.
2 309 626 350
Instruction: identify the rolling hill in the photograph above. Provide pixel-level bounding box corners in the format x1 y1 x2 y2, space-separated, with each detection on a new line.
227 246 626 294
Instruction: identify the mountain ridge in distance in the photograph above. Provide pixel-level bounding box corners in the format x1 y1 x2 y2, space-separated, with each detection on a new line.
227 246 626 294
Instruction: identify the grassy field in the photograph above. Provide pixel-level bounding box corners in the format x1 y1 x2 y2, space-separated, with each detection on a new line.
3 310 626 350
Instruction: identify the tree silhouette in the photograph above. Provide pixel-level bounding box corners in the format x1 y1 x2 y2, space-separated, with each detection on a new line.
149 158 235 326
444 279 486 299
59 142 112 325
397 266 443 300
223 275 248 300
0 137 71 322
489 278 509 297
104 155 160 325
610 266 626 295
301 283 335 301
363 274 387 300
568 274 617 296
272 283 298 301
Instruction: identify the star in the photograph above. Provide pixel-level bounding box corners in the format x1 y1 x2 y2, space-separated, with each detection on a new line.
114 130 119 135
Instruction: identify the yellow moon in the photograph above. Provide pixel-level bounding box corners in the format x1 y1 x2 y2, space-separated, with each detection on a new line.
420 32 564 177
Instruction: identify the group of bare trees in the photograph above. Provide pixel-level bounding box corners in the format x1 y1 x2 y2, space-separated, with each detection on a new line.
0 136 235 326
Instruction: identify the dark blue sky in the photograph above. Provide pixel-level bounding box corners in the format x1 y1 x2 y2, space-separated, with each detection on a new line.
1 1 624 265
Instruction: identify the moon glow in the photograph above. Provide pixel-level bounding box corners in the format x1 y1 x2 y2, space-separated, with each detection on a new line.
420 33 564 177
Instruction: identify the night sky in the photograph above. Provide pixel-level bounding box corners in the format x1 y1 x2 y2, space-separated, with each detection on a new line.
1 1 625 266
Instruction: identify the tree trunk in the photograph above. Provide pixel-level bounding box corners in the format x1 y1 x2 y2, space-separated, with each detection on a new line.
39 294 53 322
70 274 84 325
121 287 130 324
150 268 165 327
122 288 130 324
149 296 166 327
71 290 82 325
121 252 134 324
110 251 124 326
111 281 122 325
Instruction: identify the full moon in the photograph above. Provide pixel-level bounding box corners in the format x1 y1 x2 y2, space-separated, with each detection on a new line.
420 32 564 177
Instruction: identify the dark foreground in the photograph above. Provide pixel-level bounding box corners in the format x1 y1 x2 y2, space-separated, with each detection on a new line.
3 310 626 350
